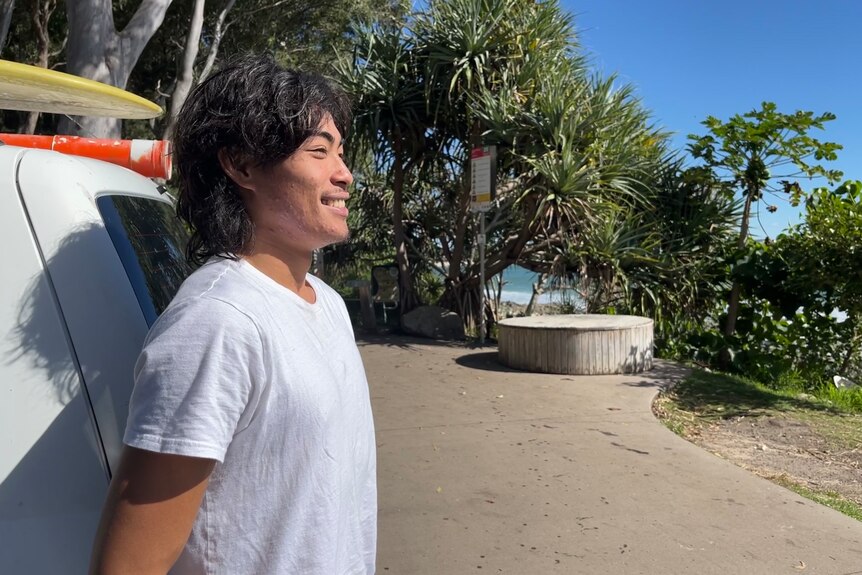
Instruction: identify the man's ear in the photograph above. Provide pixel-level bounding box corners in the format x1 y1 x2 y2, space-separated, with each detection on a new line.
218 148 257 191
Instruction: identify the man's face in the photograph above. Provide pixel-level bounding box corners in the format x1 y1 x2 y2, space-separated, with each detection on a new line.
240 115 353 256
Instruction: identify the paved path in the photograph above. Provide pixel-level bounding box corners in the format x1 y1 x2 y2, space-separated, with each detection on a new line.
358 336 862 575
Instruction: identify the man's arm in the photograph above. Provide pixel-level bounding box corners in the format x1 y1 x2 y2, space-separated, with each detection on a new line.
89 446 216 575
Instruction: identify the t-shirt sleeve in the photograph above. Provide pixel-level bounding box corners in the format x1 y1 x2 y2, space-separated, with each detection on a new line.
123 296 265 462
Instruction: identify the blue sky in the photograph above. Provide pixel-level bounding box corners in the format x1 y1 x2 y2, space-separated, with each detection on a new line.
562 0 862 238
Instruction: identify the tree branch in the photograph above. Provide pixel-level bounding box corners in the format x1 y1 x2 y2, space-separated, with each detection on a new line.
164 0 205 138
0 0 13 57
198 0 236 82
118 0 173 73
227 0 289 23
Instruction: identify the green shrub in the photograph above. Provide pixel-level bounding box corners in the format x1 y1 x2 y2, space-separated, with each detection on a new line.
814 384 862 414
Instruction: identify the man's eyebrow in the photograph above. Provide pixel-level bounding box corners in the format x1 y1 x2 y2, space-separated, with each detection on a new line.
311 130 343 147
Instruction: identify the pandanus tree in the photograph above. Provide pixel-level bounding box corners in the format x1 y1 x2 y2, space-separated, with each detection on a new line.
334 24 429 315
336 0 581 321
412 0 603 326
471 67 668 315
338 0 669 331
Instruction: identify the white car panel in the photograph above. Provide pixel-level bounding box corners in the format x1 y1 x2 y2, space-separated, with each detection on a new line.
16 150 166 470
0 146 180 573
0 146 108 572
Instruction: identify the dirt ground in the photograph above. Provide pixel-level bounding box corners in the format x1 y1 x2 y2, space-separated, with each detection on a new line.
654 400 862 507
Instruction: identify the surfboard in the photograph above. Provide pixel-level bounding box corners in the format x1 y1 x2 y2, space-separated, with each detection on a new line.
0 59 163 119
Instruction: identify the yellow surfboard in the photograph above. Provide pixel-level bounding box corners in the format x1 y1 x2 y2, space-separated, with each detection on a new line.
0 59 162 119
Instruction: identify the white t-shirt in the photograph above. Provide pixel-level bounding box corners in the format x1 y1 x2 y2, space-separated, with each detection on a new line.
124 258 377 575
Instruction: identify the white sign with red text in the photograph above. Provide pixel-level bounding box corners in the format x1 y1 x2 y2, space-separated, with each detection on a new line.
470 145 496 212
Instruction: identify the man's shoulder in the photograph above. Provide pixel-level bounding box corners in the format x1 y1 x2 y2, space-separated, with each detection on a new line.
175 257 245 298
156 258 261 329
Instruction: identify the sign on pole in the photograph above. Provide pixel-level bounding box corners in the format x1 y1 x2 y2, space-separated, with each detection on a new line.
470 145 496 212
471 145 496 344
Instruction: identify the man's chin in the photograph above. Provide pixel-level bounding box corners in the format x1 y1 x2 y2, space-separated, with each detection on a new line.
321 229 351 248
335 227 352 244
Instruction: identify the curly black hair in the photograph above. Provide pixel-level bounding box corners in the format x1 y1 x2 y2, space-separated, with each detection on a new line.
172 53 351 266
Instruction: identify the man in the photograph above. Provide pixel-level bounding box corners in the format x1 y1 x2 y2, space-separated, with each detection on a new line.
90 54 377 574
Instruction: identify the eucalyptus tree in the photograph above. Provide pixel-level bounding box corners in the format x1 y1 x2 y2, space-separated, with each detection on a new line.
128 0 404 139
58 0 173 138
0 0 401 137
0 0 14 54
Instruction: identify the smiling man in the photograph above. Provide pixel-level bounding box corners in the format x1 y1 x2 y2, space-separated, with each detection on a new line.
89 54 377 575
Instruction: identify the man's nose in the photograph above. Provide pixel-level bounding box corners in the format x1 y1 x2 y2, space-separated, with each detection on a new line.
334 156 353 187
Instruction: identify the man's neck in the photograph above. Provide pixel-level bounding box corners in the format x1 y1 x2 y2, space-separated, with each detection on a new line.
243 249 316 303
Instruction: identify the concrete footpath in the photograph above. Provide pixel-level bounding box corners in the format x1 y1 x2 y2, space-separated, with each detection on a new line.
358 336 862 575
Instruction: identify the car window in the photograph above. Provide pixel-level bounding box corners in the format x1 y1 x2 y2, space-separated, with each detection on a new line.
98 195 193 326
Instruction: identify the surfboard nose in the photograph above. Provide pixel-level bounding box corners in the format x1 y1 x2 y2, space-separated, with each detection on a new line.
0 59 163 119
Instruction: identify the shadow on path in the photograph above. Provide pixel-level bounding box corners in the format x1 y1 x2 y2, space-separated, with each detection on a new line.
453 351 522 373
621 361 691 388
356 333 466 350
453 349 692 385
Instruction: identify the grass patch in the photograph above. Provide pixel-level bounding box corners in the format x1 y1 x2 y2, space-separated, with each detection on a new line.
813 384 862 413
771 475 862 522
794 410 862 453
664 369 848 420
656 368 862 523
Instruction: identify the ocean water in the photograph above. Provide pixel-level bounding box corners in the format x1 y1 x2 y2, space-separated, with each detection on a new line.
495 266 578 305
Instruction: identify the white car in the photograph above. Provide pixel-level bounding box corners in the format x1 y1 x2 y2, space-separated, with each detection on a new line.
0 144 191 572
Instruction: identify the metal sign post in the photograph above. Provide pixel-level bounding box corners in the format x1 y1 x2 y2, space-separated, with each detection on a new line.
478 216 486 343
470 146 496 344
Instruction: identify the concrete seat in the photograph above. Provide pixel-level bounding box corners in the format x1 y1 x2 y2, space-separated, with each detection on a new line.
498 314 653 374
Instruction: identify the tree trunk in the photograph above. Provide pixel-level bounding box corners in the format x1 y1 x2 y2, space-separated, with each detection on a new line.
0 0 15 57
524 272 547 317
23 0 57 134
198 0 235 83
839 316 860 375
723 190 754 338
720 188 755 369
59 0 173 138
163 0 205 139
438 195 539 331
392 139 418 318
446 124 483 298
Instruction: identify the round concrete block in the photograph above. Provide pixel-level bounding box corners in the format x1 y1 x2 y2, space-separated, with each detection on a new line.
498 314 654 375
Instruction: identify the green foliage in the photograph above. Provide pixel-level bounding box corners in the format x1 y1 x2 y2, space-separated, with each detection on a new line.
335 0 669 328
684 101 845 372
795 181 862 315
815 384 862 413
715 182 862 385
688 102 843 207
676 240 856 391
670 180 862 401
414 269 446 305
